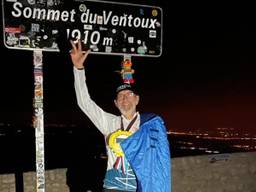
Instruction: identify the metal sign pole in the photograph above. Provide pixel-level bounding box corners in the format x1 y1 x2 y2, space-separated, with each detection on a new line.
33 50 45 192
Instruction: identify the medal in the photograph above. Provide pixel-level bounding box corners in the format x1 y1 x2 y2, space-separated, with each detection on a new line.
108 129 132 156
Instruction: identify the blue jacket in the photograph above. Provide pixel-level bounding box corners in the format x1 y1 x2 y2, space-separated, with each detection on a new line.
121 114 171 192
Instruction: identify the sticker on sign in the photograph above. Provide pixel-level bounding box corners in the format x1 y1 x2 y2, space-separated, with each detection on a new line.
2 0 163 57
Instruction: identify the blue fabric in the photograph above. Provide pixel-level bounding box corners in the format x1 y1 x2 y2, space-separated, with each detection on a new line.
140 112 156 125
120 116 171 192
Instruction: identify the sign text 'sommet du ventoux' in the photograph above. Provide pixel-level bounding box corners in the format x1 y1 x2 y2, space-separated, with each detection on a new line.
2 0 163 57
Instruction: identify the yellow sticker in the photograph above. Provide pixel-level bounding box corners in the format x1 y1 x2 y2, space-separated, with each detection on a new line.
152 9 158 17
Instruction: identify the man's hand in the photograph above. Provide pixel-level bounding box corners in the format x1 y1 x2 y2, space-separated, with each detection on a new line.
70 39 91 69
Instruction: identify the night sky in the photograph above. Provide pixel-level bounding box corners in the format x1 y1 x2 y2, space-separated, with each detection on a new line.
1 1 256 133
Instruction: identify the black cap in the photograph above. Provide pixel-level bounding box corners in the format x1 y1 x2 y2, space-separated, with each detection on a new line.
116 83 137 95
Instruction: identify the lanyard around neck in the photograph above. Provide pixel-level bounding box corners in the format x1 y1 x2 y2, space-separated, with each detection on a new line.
121 114 138 131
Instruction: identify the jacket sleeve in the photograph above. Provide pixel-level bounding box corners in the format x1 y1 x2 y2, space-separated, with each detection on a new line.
73 67 117 135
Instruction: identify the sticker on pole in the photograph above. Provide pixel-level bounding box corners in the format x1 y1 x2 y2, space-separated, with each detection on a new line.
2 0 163 57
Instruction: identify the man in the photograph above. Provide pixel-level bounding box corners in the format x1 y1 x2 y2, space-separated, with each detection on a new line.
69 40 171 192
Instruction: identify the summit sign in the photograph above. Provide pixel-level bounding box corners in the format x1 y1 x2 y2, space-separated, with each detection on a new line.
2 0 163 57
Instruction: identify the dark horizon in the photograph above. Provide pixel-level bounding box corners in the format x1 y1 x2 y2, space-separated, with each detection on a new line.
1 1 256 133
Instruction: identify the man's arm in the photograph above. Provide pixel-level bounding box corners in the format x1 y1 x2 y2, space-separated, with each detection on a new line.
70 40 117 135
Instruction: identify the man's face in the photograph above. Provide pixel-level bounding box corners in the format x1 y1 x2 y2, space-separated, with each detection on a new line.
114 90 139 115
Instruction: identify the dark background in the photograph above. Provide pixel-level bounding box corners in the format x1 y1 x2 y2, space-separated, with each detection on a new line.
1 1 256 132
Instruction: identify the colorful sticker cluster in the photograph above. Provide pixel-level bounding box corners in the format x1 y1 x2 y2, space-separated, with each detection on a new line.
33 50 45 192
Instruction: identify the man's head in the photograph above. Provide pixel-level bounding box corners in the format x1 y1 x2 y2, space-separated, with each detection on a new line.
114 83 139 118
